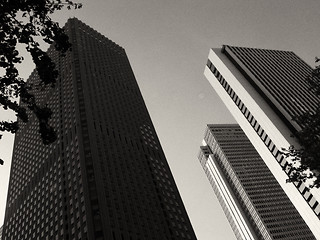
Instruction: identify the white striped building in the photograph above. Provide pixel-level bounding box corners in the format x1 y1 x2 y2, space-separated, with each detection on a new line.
204 46 320 239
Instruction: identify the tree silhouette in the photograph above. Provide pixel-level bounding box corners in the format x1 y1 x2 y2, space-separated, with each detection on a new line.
0 1 82 165
283 59 320 188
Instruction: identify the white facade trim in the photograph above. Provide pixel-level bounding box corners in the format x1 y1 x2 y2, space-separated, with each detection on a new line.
204 48 320 239
205 155 257 240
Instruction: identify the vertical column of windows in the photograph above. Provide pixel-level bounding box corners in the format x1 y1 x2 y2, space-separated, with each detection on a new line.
71 23 103 239
207 60 287 167
201 126 316 240
204 132 272 240
207 59 320 217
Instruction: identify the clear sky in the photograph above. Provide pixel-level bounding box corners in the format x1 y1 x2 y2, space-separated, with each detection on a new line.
1 1 320 239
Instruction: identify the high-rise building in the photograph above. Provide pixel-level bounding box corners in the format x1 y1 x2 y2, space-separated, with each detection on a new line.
199 124 316 240
2 18 197 240
204 45 320 238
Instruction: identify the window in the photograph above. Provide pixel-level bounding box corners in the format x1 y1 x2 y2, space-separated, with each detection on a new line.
230 90 235 98
244 108 250 118
257 126 263 136
236 98 241 106
254 122 260 131
264 136 271 147
251 118 257 128
268 142 275 152
207 59 212 68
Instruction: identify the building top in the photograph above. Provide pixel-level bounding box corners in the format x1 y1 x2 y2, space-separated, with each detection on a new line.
221 45 320 132
204 46 320 238
3 18 197 240
66 17 125 53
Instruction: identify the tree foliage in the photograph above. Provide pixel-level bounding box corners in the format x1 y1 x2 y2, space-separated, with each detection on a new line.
0 0 82 165
283 60 320 188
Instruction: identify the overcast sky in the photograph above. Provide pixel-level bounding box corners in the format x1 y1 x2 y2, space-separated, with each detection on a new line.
1 1 320 239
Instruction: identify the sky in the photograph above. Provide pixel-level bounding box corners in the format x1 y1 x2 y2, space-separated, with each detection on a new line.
1 1 320 239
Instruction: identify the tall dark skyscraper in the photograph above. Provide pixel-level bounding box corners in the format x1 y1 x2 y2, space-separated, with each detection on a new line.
2 18 197 240
204 45 320 238
199 124 316 240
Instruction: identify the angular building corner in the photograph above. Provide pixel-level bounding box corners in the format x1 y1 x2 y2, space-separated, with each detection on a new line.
2 18 197 240
199 124 316 240
203 45 320 239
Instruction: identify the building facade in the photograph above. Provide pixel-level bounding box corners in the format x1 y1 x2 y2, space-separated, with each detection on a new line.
204 45 320 238
2 18 197 240
199 124 316 240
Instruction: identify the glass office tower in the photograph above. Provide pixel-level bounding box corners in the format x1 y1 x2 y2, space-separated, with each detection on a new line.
2 18 197 240
204 45 320 238
199 124 315 240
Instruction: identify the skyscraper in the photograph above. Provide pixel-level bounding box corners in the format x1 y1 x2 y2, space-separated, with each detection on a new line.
204 45 320 238
2 18 197 240
199 124 316 240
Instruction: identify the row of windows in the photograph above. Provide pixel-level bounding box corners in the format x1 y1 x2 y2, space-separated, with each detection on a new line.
208 152 272 240
73 22 196 238
228 46 319 121
201 123 316 239
207 59 320 216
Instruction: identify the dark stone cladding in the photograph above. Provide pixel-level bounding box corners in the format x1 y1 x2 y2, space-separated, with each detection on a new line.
2 18 197 240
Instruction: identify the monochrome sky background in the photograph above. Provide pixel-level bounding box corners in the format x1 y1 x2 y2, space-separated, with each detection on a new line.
1 1 320 239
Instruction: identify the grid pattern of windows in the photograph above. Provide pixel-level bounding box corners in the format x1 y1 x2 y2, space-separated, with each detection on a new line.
223 46 320 131
199 125 316 240
206 59 320 217
3 18 196 240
